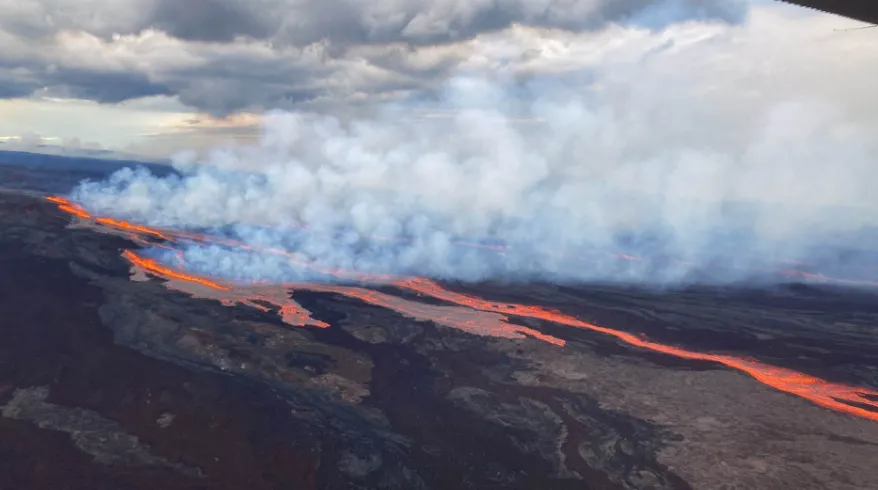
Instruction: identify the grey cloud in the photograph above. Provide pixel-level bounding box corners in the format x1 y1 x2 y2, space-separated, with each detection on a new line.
45 68 174 103
0 70 34 98
174 79 321 116
259 0 749 47
0 54 341 117
0 0 146 40
0 0 749 114
357 45 466 81
145 0 279 43
2 0 748 46
0 84 32 98
162 46 337 114
0 55 174 104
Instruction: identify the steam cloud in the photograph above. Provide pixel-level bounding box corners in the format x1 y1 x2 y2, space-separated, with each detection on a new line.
71 4 878 287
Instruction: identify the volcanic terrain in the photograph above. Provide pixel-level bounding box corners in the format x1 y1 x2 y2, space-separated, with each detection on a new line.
1 157 878 490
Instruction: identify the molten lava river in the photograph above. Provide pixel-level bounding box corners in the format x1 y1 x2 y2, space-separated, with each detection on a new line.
46 196 878 423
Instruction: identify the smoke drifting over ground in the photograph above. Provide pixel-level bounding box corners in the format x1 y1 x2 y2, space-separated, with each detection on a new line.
71 5 878 287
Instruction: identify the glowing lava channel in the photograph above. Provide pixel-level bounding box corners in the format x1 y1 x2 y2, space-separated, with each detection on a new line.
45 196 878 422
394 278 878 422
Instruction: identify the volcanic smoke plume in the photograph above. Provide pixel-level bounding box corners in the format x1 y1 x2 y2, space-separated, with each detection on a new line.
70 3 878 287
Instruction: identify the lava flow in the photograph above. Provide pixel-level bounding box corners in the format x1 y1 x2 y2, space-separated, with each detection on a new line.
44 195 878 422
122 246 559 344
394 278 878 421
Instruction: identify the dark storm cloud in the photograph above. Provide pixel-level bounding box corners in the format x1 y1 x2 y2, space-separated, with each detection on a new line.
0 79 33 98
1 0 748 46
164 48 334 115
173 79 321 116
195 0 749 47
145 0 279 43
0 0 749 114
46 69 174 103
0 54 173 104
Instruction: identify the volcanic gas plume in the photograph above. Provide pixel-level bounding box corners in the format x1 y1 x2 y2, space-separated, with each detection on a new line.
66 9 878 288
46 196 878 423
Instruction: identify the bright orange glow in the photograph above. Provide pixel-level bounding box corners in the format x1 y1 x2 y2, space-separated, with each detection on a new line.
58 204 92 219
47 197 92 220
300 283 566 346
122 250 229 291
96 217 172 241
123 249 329 329
45 195 878 422
45 196 70 205
395 277 878 421
119 249 563 344
278 303 329 328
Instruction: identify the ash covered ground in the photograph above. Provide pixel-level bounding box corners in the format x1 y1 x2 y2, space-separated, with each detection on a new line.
2 155 878 490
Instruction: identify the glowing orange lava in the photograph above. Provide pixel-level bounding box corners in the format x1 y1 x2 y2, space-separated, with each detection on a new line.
395 278 878 421
121 248 563 344
122 250 229 291
44 195 878 422
96 217 172 241
299 283 566 346
47 196 93 220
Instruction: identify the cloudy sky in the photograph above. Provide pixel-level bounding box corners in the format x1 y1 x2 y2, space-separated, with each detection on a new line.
0 0 874 160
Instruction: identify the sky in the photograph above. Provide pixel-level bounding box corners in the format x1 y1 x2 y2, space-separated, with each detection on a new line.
0 0 875 161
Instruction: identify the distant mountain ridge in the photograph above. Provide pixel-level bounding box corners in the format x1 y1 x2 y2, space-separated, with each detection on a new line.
0 139 164 163
0 149 176 195
0 149 166 172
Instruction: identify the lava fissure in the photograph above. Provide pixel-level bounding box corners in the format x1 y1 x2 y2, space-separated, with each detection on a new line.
44 195 878 422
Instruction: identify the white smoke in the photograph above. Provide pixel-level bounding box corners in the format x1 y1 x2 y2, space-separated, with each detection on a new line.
71 5 878 286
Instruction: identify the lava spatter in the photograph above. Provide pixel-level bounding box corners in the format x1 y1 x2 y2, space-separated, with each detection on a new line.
44 195 878 422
